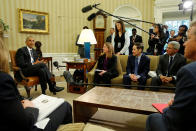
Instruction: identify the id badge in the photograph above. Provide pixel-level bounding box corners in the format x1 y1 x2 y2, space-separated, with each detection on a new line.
118 42 121 48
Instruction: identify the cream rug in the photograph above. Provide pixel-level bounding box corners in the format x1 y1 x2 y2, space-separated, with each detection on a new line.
18 81 147 131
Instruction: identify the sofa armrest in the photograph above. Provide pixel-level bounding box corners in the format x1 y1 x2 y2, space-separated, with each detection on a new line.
87 62 97 89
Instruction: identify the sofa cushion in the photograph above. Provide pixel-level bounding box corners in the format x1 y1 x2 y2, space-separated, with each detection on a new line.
119 55 129 72
116 55 123 75
111 74 124 84
146 55 160 71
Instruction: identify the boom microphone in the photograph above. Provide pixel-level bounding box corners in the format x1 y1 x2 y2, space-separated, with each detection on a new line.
82 5 92 13
82 3 101 13
87 13 96 21
87 11 102 21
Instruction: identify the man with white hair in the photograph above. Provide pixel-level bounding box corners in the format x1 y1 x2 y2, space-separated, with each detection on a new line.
146 21 196 131
150 41 186 90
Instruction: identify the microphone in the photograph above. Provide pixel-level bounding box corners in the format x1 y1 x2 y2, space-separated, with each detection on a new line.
87 11 101 21
87 13 96 21
53 61 66 70
82 3 101 13
53 61 59 70
82 5 92 13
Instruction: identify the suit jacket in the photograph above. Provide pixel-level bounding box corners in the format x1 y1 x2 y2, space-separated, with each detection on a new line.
156 53 186 81
96 54 119 78
0 72 39 131
130 35 143 43
163 62 196 131
106 35 112 43
129 35 143 54
126 54 150 85
15 46 39 78
16 46 38 69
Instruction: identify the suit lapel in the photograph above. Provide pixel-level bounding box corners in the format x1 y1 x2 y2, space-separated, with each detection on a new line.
24 47 30 57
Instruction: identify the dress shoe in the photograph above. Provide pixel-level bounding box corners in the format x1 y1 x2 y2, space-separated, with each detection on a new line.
50 86 64 95
53 86 64 92
42 90 46 95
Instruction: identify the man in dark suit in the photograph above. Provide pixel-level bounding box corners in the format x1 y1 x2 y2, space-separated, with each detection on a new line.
129 28 143 55
15 36 64 94
145 21 196 131
123 42 150 89
151 41 186 90
106 28 114 43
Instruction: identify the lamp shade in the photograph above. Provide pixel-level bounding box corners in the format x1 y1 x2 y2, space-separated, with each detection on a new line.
77 29 97 44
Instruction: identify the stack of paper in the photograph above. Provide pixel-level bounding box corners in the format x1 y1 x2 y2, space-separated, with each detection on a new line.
32 94 64 129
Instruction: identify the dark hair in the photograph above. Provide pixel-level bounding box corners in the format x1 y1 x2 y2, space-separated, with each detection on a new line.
155 24 165 39
115 20 125 36
179 25 188 32
134 42 144 51
132 28 137 32
35 41 42 48
83 26 89 29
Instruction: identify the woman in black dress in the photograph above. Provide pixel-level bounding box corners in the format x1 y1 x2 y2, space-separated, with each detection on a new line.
94 43 119 85
112 20 130 55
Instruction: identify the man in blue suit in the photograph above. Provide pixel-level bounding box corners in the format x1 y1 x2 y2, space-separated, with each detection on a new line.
123 42 150 90
145 21 196 131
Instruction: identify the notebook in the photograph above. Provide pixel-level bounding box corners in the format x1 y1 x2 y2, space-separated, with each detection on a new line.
152 103 168 113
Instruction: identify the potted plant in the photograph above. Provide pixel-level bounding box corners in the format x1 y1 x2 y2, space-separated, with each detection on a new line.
0 19 9 37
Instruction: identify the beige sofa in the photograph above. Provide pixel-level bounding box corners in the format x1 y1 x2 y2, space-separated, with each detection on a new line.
87 55 162 89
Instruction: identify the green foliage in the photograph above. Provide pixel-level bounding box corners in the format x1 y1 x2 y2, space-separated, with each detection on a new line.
0 19 9 32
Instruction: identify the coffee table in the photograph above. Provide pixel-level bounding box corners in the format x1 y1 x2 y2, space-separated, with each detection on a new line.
73 86 174 122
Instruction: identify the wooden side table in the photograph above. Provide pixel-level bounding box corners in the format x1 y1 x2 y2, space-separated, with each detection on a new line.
42 57 53 73
63 60 96 94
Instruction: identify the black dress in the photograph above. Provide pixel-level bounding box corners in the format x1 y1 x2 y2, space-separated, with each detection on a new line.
94 54 119 85
114 33 125 54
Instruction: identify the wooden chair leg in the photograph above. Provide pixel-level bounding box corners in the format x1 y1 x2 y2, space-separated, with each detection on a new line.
24 86 31 98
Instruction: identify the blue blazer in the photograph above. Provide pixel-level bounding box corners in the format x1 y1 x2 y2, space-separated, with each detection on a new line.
163 62 196 131
126 54 150 85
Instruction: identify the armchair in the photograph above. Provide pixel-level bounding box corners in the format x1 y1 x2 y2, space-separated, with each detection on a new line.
9 50 39 98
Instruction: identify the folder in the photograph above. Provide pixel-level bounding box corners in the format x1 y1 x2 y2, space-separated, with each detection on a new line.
152 103 168 113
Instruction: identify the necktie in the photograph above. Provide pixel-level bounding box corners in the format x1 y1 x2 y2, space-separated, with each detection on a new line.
30 50 34 63
134 57 138 75
168 56 173 76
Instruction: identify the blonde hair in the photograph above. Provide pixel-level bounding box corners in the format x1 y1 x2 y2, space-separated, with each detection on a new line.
104 42 114 58
0 38 9 73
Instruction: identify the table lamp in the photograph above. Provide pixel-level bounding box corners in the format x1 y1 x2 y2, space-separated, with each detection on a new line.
77 29 97 59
